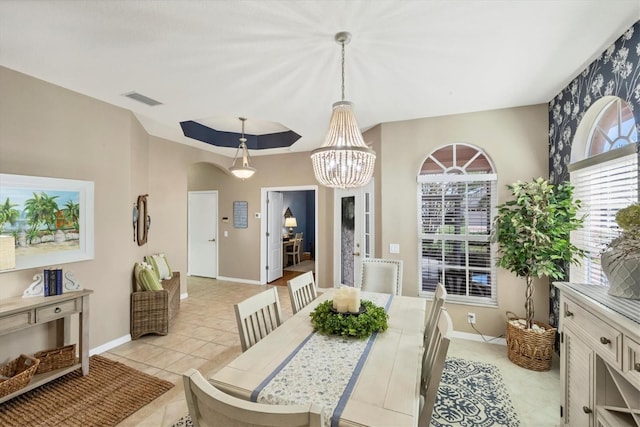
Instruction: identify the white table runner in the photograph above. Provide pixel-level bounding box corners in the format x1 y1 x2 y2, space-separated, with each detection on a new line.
250 292 393 427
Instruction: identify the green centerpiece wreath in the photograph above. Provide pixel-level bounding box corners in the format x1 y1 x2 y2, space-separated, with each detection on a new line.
310 300 388 339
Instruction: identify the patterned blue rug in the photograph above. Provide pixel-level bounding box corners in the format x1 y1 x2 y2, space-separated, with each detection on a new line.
173 357 519 427
431 357 520 427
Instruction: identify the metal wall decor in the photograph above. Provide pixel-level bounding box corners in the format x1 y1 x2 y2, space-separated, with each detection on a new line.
135 194 151 246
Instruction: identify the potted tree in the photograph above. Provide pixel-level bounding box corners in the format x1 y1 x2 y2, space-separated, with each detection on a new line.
492 178 585 371
602 202 640 300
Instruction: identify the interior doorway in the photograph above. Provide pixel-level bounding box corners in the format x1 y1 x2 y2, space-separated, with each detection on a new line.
260 186 318 285
188 190 218 278
333 180 374 287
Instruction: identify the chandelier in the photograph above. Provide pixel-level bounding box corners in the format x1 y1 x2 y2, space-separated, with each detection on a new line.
311 31 376 189
229 117 256 179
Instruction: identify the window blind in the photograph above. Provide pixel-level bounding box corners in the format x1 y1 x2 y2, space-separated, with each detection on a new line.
570 152 638 286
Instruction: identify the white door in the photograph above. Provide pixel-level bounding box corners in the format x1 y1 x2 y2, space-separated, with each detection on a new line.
267 191 284 282
188 191 218 278
333 181 374 287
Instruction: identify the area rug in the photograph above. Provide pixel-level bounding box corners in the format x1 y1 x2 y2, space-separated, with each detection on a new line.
0 355 174 426
431 357 520 427
172 357 519 427
283 260 315 273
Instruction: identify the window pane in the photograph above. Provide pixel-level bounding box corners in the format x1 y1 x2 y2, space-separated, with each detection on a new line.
418 144 496 303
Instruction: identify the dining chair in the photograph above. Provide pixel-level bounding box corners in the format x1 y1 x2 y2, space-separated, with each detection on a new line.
234 287 282 352
423 283 447 344
360 258 403 295
183 368 325 427
285 232 303 266
287 271 317 314
418 309 452 427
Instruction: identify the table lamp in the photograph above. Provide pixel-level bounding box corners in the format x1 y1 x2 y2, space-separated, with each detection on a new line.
284 217 297 238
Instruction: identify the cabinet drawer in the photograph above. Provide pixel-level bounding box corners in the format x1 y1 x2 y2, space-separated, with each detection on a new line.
563 298 622 368
623 336 640 390
36 299 79 323
0 311 32 334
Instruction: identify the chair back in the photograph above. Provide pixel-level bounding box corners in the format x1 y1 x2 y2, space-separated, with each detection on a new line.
292 232 303 250
234 287 282 352
287 271 317 314
418 310 452 427
360 258 403 295
423 283 447 344
183 368 324 427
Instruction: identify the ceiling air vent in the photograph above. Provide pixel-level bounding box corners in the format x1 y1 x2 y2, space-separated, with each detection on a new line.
122 91 162 106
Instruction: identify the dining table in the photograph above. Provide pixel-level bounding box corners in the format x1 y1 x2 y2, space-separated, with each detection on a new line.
210 287 426 427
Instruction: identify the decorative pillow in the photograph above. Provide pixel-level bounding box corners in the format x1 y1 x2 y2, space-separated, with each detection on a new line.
146 253 172 280
135 262 163 291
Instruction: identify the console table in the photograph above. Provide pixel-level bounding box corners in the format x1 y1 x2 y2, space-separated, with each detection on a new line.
555 282 639 426
0 289 92 403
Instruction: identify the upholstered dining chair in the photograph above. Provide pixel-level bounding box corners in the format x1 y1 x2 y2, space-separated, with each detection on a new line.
285 232 303 266
234 287 282 352
423 283 447 344
419 310 452 427
183 368 324 427
360 258 403 295
287 271 317 314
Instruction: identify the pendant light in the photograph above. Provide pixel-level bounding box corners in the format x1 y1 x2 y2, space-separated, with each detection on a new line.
311 31 376 189
229 117 256 179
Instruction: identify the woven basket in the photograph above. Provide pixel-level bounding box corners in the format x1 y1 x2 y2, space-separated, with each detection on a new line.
505 311 556 372
34 344 76 374
0 354 40 398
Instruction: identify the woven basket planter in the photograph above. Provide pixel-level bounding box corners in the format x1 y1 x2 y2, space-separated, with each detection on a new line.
0 354 40 398
34 344 76 374
506 312 556 372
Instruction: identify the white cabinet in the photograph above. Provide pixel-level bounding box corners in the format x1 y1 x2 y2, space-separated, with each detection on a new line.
556 282 640 427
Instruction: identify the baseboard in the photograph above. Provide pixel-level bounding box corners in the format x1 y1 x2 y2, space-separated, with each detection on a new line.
90 334 131 355
216 276 262 285
450 330 506 346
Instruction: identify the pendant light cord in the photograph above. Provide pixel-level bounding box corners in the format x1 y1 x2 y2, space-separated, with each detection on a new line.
341 40 345 101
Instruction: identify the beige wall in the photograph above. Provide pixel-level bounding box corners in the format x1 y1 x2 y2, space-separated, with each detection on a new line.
377 105 550 337
0 65 551 358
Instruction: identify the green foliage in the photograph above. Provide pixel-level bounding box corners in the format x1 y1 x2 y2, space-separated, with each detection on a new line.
24 192 59 233
63 200 80 231
310 299 388 339
0 197 20 233
492 178 585 327
615 203 640 231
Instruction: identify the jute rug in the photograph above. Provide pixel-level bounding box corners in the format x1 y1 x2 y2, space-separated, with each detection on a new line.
173 357 519 427
0 355 174 426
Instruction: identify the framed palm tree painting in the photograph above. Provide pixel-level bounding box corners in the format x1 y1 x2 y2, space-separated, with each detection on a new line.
0 173 94 271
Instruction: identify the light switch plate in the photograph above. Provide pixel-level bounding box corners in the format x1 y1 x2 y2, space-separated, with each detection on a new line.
390 243 400 254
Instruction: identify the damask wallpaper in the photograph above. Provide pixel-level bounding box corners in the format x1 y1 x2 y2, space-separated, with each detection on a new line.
548 20 640 332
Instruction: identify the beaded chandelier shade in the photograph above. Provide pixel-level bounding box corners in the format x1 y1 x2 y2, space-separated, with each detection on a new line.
311 32 376 189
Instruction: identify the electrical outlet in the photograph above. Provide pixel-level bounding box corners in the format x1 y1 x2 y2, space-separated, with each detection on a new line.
467 312 476 324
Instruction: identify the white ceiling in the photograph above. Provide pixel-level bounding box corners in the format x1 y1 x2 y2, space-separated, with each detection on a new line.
1 1 638 158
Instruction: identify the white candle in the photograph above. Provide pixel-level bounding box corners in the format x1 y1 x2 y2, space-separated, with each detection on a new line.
348 287 361 313
336 295 349 313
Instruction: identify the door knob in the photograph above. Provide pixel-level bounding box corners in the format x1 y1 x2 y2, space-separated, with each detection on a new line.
599 337 611 345
582 406 592 414
353 252 360 256
209 238 216 242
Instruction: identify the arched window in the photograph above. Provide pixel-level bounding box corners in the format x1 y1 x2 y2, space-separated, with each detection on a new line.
570 96 639 286
418 143 497 305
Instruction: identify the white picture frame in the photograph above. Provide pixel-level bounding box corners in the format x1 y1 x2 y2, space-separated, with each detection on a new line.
0 173 94 272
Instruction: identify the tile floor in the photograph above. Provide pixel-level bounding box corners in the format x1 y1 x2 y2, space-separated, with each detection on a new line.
105 277 561 427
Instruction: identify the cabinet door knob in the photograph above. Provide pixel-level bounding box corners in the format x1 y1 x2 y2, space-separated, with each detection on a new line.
634 362 640 372
582 406 592 414
599 337 611 345
565 310 573 318
54 307 61 313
